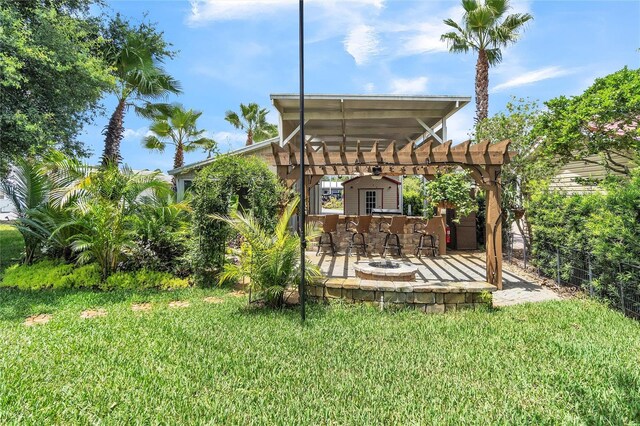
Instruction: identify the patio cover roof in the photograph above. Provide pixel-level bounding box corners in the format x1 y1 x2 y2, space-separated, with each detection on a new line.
271 94 470 152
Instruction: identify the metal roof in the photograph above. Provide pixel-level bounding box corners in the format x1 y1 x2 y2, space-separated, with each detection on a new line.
271 94 470 152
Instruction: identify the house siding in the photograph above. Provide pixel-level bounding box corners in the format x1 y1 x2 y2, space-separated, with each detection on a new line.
342 176 400 215
549 153 634 194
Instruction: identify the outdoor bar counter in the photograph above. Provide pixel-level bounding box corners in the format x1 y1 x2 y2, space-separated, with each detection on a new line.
307 214 447 255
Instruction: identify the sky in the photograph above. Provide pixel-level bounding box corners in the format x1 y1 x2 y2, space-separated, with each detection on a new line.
81 0 640 172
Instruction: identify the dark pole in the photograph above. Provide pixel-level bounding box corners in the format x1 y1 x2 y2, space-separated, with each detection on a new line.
298 0 306 322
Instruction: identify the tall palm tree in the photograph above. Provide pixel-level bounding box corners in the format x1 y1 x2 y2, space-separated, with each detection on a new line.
224 103 278 146
441 0 532 122
101 34 181 166
141 103 216 179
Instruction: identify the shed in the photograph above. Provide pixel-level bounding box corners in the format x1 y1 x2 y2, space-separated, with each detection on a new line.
341 176 401 215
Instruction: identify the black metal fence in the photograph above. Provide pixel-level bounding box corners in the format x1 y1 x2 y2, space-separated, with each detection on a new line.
506 231 640 320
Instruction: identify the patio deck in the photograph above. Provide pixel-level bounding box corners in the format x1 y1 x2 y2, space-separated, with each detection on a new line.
306 251 560 309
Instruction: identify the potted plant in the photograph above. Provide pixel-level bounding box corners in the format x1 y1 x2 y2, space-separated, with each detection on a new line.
423 171 478 220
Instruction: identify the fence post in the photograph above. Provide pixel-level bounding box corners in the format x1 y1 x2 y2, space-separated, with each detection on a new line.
587 255 593 297
618 263 625 314
556 247 561 285
523 237 527 269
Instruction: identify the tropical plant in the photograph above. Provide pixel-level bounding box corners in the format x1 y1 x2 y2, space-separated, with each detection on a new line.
0 158 50 264
213 198 321 308
224 103 278 146
101 31 181 165
424 171 477 221
141 103 216 185
54 163 172 278
441 0 532 122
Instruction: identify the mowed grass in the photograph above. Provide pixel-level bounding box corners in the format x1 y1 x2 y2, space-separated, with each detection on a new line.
0 224 23 275
0 287 638 425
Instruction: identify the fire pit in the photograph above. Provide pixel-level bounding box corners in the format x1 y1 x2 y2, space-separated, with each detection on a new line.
353 260 418 281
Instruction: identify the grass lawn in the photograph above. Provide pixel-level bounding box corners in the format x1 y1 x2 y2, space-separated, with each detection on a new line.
0 224 23 275
0 287 639 424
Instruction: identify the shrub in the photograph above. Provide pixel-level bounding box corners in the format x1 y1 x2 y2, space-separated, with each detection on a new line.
402 176 424 216
190 155 287 285
214 198 321 308
0 261 188 291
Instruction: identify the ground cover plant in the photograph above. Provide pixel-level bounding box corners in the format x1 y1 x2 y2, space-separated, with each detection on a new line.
0 289 638 424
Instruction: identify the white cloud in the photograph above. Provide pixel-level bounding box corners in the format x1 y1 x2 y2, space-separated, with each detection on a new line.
344 25 380 65
188 0 383 25
364 82 376 93
492 66 576 92
389 76 428 95
123 127 152 141
211 131 250 152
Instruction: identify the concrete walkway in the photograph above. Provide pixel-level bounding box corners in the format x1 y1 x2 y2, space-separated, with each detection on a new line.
308 251 561 307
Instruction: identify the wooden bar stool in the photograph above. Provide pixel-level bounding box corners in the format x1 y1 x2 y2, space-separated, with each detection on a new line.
414 222 438 258
346 215 372 256
379 216 407 257
316 214 339 256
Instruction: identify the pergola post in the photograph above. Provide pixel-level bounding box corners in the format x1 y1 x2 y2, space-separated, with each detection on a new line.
485 166 503 290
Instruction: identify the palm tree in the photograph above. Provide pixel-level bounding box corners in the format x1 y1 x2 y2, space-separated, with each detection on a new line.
101 34 181 166
213 197 320 308
224 103 278 146
141 103 216 180
441 0 532 122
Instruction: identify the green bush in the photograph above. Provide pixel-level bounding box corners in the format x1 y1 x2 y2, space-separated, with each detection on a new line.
190 155 287 285
527 170 640 305
424 171 477 220
0 261 188 291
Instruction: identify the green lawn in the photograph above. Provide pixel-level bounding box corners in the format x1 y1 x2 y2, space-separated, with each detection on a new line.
0 224 23 275
0 287 638 424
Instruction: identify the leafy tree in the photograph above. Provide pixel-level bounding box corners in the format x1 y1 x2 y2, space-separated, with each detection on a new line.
224 103 278 146
214 198 320 308
142 104 216 179
441 0 532 122
100 17 181 165
423 171 478 221
0 1 112 175
402 176 425 216
476 98 553 247
536 67 640 175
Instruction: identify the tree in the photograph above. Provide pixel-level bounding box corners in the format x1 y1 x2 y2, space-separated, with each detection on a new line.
100 17 181 165
224 103 278 146
0 0 112 175
536 67 640 175
141 103 216 181
476 98 553 249
441 0 532 122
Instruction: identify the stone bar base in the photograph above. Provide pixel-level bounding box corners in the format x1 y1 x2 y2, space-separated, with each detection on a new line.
308 278 495 313
307 215 446 256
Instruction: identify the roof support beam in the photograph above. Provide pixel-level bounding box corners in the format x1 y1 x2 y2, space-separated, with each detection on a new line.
281 120 309 147
281 110 445 121
416 118 443 144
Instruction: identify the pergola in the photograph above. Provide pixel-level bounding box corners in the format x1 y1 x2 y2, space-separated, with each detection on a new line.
269 94 515 289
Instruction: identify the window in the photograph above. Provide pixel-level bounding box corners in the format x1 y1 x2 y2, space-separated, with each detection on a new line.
183 180 193 193
365 190 377 214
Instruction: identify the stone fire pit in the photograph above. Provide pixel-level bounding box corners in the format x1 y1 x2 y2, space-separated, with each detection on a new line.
353 260 418 282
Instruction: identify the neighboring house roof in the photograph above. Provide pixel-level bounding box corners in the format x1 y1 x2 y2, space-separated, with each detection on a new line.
167 136 278 176
341 175 401 186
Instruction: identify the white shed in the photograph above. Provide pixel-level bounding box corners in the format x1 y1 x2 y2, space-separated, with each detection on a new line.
341 176 401 215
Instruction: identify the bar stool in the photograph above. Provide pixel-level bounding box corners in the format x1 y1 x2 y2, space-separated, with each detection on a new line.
414 222 438 258
346 215 372 256
379 215 407 257
316 214 339 256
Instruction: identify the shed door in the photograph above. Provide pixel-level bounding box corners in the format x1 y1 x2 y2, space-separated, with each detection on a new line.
359 189 382 215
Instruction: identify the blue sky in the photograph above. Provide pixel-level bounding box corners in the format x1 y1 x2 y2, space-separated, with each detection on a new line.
82 0 640 171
